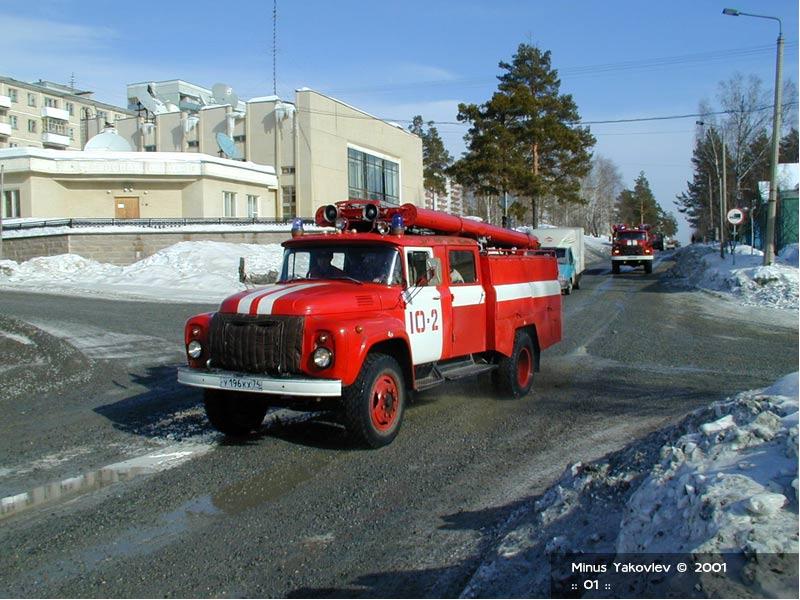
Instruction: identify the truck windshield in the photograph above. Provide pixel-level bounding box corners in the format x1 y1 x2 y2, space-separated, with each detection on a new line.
544 247 568 264
617 231 647 241
280 245 402 285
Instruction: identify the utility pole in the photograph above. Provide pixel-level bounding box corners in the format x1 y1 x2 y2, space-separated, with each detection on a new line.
0 164 4 260
720 137 727 258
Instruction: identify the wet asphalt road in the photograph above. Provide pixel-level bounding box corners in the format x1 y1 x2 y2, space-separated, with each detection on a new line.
0 254 797 598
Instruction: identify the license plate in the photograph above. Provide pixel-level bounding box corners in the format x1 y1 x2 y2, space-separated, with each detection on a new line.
219 376 264 392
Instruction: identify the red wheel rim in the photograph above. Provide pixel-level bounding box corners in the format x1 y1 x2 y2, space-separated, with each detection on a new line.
516 346 532 388
370 372 400 432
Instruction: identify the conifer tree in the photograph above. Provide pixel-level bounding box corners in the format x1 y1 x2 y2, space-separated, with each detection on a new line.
409 115 453 196
452 43 595 227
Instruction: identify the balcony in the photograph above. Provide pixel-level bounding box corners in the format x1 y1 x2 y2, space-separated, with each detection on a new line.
0 122 10 136
41 106 70 121
42 131 71 146
0 95 10 109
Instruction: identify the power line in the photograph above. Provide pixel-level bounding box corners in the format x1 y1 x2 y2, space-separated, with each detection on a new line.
323 42 798 96
289 101 798 128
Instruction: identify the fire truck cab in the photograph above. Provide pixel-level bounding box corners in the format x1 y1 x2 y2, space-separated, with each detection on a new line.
178 200 562 447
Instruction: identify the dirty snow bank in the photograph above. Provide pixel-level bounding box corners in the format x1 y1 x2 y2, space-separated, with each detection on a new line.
665 243 798 310
461 373 799 598
0 241 284 303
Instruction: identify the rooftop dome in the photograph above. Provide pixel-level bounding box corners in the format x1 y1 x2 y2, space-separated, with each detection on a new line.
84 127 133 152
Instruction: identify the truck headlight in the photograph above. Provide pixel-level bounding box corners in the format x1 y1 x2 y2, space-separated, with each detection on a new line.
187 340 203 359
313 347 333 369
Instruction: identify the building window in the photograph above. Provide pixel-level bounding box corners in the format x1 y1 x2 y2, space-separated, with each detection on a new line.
233 134 246 142
44 97 58 108
247 194 259 217
96 110 107 123
281 166 295 175
3 189 21 219
144 145 156 152
68 128 75 139
66 102 74 116
347 147 400 204
27 93 36 107
8 88 18 103
223 191 236 217
43 117 66 135
187 140 199 148
27 119 37 133
9 115 17 130
282 186 296 218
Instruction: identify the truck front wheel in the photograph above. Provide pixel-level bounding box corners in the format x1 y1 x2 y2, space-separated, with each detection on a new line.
203 389 269 437
342 353 406 448
644 261 653 274
612 262 620 275
494 330 535 398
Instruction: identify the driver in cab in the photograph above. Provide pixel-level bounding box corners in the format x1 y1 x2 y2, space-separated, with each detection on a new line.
309 251 344 279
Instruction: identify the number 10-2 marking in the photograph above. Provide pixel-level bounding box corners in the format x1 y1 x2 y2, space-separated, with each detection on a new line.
408 309 439 334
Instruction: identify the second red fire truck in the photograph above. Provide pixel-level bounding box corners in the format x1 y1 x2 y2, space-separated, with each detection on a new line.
611 223 656 274
178 200 562 447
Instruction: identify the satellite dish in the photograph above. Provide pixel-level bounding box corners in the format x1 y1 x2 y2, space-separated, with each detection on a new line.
136 83 167 116
212 83 239 108
216 132 242 160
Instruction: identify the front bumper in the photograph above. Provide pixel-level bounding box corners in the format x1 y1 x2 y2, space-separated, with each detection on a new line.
612 255 653 262
177 366 342 397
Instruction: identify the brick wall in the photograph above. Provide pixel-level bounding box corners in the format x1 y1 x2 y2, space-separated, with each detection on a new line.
1 231 292 265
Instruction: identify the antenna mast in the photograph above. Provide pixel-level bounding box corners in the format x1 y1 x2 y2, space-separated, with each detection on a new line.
272 0 277 95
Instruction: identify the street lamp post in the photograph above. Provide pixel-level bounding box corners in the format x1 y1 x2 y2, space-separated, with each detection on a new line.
723 8 784 265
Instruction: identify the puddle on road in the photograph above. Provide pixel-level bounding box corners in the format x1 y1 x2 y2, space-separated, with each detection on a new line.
0 442 213 522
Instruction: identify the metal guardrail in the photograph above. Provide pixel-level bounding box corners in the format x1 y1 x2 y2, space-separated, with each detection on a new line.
2 217 316 231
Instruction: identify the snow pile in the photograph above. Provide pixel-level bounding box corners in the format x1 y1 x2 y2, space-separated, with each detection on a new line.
666 243 799 310
0 241 284 303
1 219 327 239
461 373 799 598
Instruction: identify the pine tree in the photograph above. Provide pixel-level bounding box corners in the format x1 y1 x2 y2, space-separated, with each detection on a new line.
451 43 595 227
409 115 453 196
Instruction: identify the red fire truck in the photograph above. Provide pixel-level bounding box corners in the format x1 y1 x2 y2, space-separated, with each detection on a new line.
177 200 562 447
611 224 655 274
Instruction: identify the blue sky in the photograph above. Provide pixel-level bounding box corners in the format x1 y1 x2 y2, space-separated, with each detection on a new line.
2 0 798 240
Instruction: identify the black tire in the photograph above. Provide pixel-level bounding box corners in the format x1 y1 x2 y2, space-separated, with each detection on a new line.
493 330 536 398
564 279 572 295
612 262 620 275
342 353 406 448
204 389 269 437
573 274 581 290
644 261 653 274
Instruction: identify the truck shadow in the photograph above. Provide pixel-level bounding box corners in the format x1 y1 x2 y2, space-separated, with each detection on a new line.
93 364 362 449
93 363 214 441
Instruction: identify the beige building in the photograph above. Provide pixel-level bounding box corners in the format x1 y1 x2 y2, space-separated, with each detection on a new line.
0 76 133 151
1 76 424 221
112 85 424 218
0 147 277 219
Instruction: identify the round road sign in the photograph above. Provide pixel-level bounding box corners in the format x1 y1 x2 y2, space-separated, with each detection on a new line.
727 208 745 225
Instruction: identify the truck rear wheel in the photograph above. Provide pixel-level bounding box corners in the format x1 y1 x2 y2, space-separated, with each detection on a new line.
342 353 406 448
494 330 535 398
644 261 653 274
612 262 620 275
203 389 269 437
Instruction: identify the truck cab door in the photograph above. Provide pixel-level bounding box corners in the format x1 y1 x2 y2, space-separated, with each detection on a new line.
403 248 444 365
446 248 486 357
